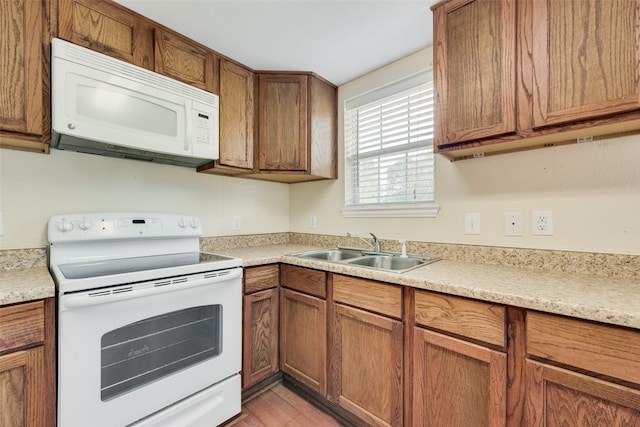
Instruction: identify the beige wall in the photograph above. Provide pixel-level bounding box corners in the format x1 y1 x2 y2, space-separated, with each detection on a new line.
0 148 290 249
2 47 638 255
290 47 640 256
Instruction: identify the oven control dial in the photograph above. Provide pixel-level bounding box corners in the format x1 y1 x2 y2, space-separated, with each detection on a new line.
177 218 188 228
57 219 74 233
189 218 199 229
78 217 93 231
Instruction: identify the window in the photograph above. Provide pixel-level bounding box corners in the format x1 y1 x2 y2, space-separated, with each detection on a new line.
343 73 438 218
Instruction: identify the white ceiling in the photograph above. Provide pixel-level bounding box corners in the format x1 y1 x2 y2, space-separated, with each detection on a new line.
115 0 437 86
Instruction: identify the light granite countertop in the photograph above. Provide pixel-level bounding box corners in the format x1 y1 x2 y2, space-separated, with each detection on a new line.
218 244 640 330
2 244 639 331
0 267 55 306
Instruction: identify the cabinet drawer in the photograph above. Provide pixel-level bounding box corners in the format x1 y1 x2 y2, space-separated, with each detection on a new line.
527 311 640 386
333 275 402 319
415 290 505 348
0 301 45 353
280 265 326 298
244 264 279 294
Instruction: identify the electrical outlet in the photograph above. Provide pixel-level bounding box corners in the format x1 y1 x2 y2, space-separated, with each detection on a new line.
309 215 317 229
532 211 553 235
504 212 523 236
232 215 241 231
464 213 480 235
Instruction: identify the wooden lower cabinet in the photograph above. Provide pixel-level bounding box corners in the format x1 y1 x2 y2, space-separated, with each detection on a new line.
525 310 640 426
330 274 404 427
280 287 327 395
526 361 640 426
242 265 279 390
412 290 507 427
0 299 55 427
330 303 403 427
412 327 507 427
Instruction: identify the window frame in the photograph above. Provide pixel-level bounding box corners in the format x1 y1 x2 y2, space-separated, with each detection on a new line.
341 71 440 218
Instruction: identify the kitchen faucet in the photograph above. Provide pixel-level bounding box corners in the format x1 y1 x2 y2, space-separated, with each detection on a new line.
347 232 380 253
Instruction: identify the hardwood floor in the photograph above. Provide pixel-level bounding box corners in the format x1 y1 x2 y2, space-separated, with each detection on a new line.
227 383 347 426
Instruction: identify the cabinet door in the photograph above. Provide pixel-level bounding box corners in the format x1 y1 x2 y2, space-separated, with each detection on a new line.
258 74 308 171
526 361 640 426
330 304 403 427
242 288 279 389
154 29 218 93
433 0 516 147
0 0 44 139
531 0 640 128
0 347 46 427
58 0 154 69
413 327 506 427
280 288 326 395
218 59 255 170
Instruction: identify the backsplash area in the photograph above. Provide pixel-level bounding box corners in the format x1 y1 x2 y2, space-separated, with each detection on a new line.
2 233 638 280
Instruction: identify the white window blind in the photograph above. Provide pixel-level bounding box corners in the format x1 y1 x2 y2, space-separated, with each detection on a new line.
344 76 435 215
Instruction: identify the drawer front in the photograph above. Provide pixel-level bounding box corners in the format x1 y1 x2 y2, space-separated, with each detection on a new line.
527 311 640 386
332 275 402 319
0 300 45 353
415 290 505 348
280 265 326 299
244 264 279 294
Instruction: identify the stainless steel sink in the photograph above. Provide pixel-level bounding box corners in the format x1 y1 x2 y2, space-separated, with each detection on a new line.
347 255 427 272
290 247 438 273
295 248 364 261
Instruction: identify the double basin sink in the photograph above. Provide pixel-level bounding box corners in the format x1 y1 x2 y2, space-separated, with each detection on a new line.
290 247 438 273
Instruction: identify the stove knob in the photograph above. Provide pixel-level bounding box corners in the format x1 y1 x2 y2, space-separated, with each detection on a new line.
189 218 199 229
177 218 187 228
57 219 74 233
78 217 93 231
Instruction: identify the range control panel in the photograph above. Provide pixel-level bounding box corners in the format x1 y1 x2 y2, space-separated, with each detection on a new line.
48 213 202 243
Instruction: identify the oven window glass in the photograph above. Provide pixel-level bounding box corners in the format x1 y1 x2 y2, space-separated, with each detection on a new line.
100 305 222 401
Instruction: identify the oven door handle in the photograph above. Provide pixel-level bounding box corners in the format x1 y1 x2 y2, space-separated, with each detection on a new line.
60 269 242 309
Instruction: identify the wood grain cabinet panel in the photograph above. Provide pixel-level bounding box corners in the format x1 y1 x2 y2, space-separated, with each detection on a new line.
330 303 403 427
58 0 154 69
413 327 506 427
253 72 337 183
0 299 55 427
280 287 327 395
242 288 279 389
531 0 640 128
525 311 640 426
433 0 516 145
0 0 50 153
280 264 326 298
200 59 255 176
242 265 279 390
154 28 218 93
414 290 505 348
432 0 640 160
526 361 640 427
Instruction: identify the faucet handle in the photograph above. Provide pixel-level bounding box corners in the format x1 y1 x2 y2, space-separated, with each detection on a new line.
399 240 408 258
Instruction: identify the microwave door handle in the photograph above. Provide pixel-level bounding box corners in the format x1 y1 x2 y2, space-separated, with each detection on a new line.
184 99 192 152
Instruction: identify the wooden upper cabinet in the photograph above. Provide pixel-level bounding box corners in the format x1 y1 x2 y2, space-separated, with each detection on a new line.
57 0 154 69
530 0 640 128
258 73 309 172
198 59 255 175
0 0 49 153
433 0 640 160
254 72 337 183
154 28 218 93
433 0 516 146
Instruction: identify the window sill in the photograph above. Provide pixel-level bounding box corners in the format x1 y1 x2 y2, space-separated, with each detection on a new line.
341 203 440 218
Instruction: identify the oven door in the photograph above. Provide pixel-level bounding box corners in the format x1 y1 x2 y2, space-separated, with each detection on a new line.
57 268 242 427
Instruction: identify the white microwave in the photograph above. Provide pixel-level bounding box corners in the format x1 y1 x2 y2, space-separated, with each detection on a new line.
51 38 219 168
